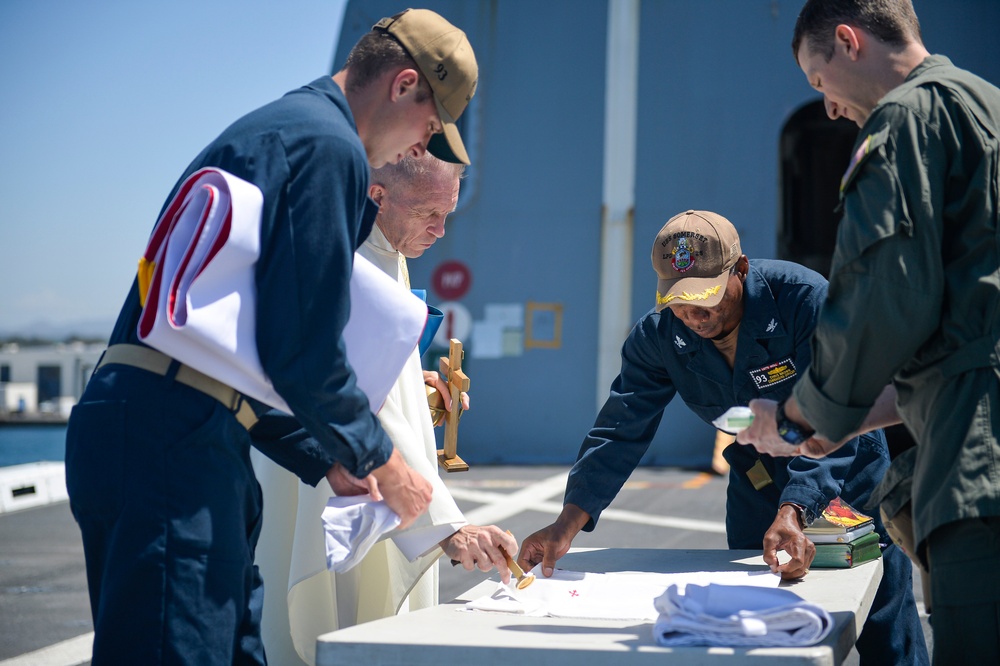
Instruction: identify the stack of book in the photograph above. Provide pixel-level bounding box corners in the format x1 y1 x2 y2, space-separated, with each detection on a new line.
805 497 882 568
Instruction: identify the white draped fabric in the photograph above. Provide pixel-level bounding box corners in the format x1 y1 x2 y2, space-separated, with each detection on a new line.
253 224 467 665
466 566 782 622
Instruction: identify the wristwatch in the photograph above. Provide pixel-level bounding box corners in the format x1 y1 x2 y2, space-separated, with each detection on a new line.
775 399 815 445
780 502 810 528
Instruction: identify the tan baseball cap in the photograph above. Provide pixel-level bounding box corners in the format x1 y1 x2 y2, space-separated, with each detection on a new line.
374 9 478 165
652 210 742 311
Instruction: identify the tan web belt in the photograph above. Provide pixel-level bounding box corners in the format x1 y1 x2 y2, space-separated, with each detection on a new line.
96 344 258 430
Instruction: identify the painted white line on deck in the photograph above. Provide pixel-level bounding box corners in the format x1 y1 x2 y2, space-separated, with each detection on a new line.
6 471 719 666
0 632 92 666
585 504 727 533
448 485 727 534
459 471 568 526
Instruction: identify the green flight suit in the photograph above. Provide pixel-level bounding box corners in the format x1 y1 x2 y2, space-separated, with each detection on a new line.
791 55 1000 663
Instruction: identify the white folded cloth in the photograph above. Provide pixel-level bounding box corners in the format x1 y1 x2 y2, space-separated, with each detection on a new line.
464 582 545 616
320 495 400 573
653 583 833 647
466 566 781 622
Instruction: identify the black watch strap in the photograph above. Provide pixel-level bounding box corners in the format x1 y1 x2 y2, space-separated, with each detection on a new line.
775 400 815 445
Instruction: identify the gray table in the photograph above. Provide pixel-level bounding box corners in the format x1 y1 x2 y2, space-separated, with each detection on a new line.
316 548 882 666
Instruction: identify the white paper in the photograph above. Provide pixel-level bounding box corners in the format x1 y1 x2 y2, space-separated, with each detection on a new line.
483 303 524 328
470 321 503 359
502 328 523 356
465 566 781 621
342 255 430 412
713 406 754 434
136 167 427 413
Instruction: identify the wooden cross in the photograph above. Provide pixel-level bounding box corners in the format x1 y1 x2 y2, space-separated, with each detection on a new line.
437 338 470 472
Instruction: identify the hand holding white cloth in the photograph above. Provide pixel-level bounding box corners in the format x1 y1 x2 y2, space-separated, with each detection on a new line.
321 495 401 573
653 583 833 647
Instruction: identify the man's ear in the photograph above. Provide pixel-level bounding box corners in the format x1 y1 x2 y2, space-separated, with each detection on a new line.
390 68 421 101
370 184 385 204
834 24 862 60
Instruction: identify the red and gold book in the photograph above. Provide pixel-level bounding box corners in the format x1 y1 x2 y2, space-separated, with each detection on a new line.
804 497 874 535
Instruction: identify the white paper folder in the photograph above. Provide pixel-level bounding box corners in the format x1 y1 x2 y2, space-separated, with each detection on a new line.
137 167 427 413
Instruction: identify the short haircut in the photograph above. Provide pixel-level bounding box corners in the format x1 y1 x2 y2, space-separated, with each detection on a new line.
342 28 432 103
370 152 465 194
792 0 923 63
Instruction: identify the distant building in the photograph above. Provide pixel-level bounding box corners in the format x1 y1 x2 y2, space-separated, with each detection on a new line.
0 342 104 419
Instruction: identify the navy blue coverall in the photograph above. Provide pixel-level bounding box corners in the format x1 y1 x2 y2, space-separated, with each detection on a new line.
65 77 391 665
564 259 928 664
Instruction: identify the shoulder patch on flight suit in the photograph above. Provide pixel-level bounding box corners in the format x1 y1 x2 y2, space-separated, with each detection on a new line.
839 125 891 195
749 357 797 391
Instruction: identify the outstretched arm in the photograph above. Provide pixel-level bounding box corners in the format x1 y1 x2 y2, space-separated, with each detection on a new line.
762 504 815 580
738 385 899 458
518 504 591 577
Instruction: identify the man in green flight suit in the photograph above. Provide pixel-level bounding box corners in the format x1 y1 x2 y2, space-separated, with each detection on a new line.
737 1 1000 663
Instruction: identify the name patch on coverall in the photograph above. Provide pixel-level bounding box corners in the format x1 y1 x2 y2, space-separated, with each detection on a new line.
749 358 797 391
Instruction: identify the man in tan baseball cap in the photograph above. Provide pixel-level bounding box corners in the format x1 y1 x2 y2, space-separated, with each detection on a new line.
64 7 482 664
652 210 744 472
339 8 478 167
520 208 927 663
371 9 478 165
653 209 743 311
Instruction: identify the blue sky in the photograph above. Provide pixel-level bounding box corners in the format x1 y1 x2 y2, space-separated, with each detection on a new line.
0 0 347 335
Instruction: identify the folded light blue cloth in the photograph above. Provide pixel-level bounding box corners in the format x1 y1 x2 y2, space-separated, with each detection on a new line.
653 583 833 647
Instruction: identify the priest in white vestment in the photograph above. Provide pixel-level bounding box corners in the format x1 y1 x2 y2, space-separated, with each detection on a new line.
252 153 517 665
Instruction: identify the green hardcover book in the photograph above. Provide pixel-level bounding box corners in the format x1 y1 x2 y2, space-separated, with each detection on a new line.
811 531 882 568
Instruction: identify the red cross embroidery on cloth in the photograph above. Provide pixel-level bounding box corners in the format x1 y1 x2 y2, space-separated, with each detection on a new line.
569 590 579 597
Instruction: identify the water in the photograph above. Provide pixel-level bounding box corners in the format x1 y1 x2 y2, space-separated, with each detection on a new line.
0 425 67 467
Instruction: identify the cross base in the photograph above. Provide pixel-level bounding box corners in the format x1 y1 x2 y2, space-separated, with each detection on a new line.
437 450 469 472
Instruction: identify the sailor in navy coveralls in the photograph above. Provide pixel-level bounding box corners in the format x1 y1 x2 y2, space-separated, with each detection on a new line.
521 210 928 664
65 10 480 664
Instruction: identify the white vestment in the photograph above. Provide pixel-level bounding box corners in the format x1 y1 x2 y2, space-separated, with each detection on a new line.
251 225 468 665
